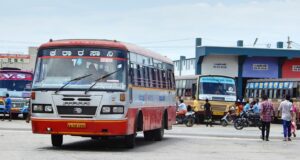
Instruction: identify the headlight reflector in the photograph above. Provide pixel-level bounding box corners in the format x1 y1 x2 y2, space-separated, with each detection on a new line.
101 106 111 113
32 104 53 113
113 106 124 113
44 105 53 112
33 104 43 112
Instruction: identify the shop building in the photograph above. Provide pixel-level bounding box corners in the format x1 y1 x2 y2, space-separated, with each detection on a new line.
194 38 300 98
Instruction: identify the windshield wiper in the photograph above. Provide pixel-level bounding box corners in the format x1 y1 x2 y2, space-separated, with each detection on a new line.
55 74 93 94
85 69 122 94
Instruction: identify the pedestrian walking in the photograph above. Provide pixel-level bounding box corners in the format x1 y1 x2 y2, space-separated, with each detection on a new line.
290 99 297 137
2 93 12 121
260 95 274 141
204 99 213 127
278 95 293 141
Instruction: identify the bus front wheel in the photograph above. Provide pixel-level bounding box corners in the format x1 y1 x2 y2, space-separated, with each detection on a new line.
51 134 63 147
124 134 136 148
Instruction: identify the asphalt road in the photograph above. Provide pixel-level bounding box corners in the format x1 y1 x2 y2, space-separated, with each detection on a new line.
0 120 299 160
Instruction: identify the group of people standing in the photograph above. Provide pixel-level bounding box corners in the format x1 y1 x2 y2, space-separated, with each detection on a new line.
177 97 213 127
260 94 297 141
177 95 298 142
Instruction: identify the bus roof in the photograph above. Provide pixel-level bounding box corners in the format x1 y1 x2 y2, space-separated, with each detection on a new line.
175 75 235 80
39 39 173 64
175 75 199 80
247 78 300 82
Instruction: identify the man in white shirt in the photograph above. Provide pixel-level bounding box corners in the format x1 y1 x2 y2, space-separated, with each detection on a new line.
278 95 293 141
177 99 187 115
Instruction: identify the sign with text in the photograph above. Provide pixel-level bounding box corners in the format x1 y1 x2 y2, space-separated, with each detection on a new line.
40 48 127 59
253 64 269 70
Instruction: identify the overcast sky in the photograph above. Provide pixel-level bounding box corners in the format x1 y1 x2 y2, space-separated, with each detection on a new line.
0 0 300 60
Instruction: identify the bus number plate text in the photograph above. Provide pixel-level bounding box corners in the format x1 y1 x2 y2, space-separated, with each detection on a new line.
67 123 86 129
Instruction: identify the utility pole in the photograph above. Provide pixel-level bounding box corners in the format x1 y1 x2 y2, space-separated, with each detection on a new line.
287 36 292 49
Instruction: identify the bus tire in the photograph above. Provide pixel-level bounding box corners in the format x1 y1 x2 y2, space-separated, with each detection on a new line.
23 113 28 119
11 113 18 119
124 134 136 148
153 117 165 141
143 131 154 141
51 134 63 147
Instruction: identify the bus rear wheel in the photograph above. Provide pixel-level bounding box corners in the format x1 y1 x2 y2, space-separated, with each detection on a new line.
51 134 63 147
153 118 165 141
143 131 154 141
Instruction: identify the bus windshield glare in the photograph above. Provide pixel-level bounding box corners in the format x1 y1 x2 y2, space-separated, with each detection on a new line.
32 48 127 91
199 76 236 101
0 72 32 91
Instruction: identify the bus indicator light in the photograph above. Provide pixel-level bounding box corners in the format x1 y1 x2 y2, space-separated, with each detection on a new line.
120 93 125 101
31 91 36 100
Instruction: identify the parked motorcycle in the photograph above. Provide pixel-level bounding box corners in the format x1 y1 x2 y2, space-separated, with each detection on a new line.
221 112 237 127
220 107 237 127
176 111 196 127
234 110 262 130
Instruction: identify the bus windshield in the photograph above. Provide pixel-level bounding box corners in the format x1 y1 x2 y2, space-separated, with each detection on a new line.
199 76 236 101
32 48 127 91
0 72 32 91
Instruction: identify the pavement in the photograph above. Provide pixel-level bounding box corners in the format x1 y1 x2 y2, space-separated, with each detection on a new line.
0 120 299 160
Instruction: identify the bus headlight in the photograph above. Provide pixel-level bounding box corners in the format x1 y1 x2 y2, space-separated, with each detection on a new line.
101 106 111 113
112 106 124 114
101 105 124 114
44 105 53 113
33 104 43 112
32 104 53 113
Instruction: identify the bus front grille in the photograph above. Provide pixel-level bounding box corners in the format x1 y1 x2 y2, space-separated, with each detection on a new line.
56 106 97 115
211 105 227 112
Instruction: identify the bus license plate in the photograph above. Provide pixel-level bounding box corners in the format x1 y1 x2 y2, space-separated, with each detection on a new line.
213 111 224 116
67 123 86 129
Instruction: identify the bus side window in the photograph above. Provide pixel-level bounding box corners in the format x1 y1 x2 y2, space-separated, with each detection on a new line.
136 64 142 86
185 80 192 97
129 63 134 85
151 68 157 88
166 70 171 89
143 66 149 87
192 83 197 97
161 70 166 89
157 70 162 88
132 63 139 86
177 80 182 97
171 72 175 89
147 67 152 88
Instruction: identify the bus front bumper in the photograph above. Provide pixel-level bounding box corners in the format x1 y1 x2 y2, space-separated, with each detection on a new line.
31 118 129 136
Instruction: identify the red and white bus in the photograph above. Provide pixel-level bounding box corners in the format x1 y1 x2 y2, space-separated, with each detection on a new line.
0 68 32 119
31 39 176 148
